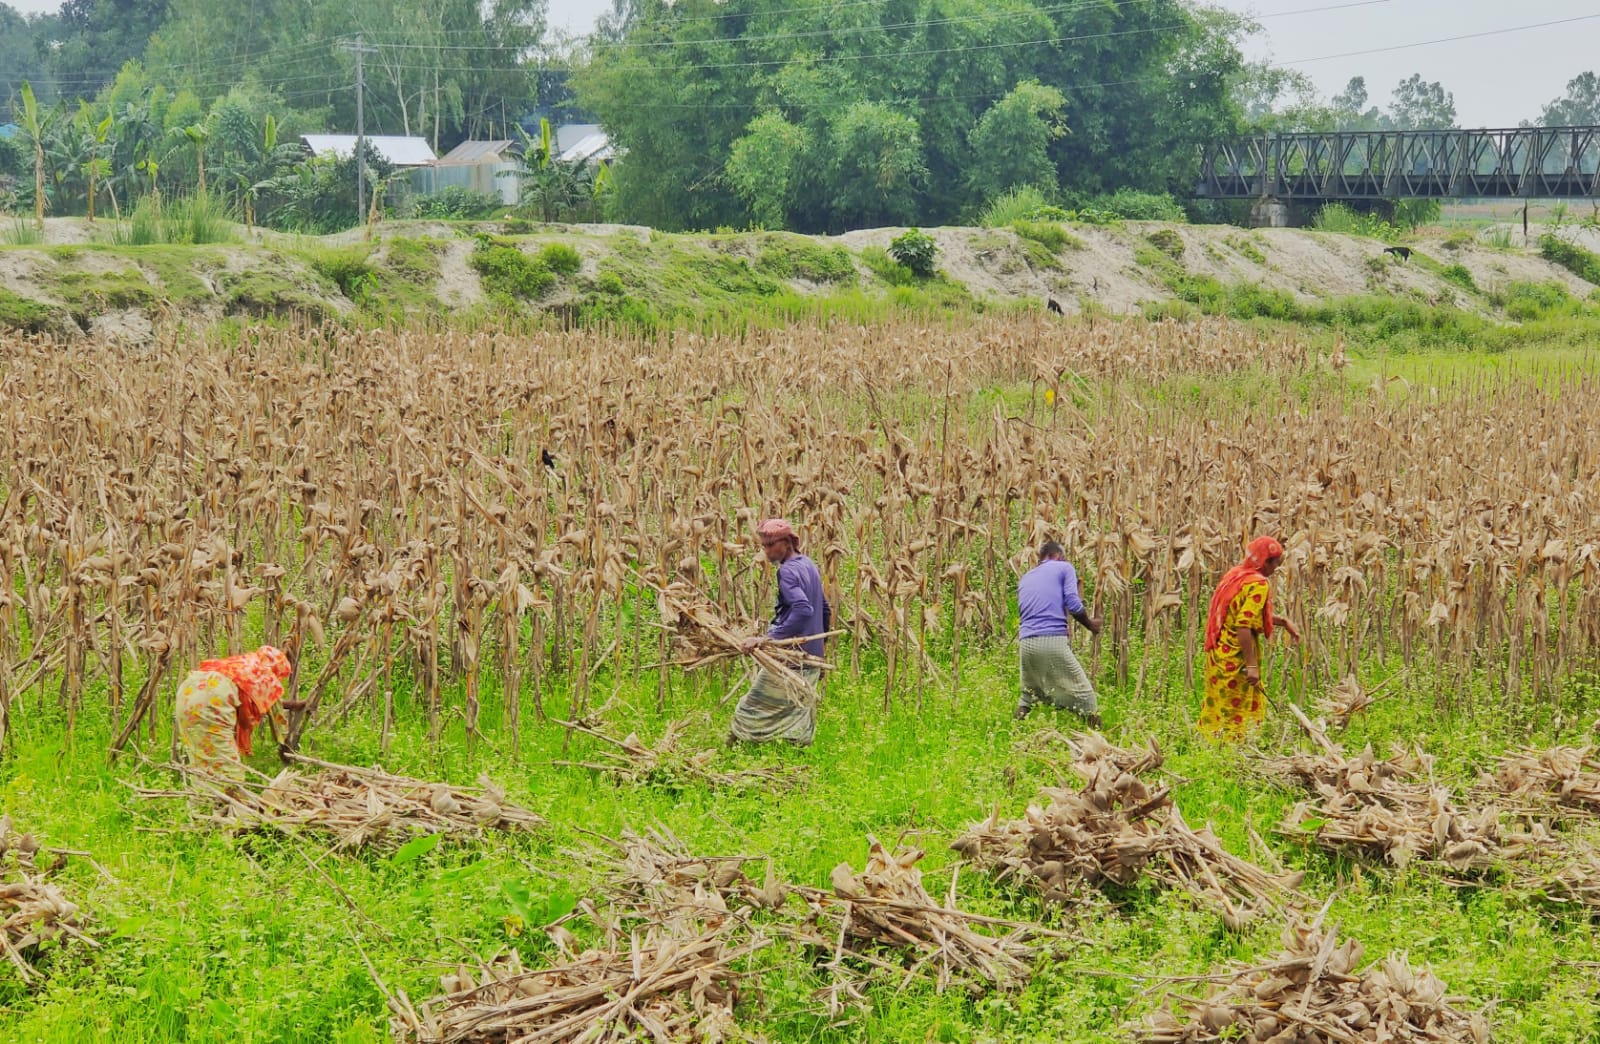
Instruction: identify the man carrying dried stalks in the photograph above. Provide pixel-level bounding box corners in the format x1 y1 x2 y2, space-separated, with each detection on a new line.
730 518 831 747
1015 541 1103 727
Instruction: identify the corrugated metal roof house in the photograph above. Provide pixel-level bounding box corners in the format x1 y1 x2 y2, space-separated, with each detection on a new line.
301 135 438 167
437 139 520 165
415 139 524 205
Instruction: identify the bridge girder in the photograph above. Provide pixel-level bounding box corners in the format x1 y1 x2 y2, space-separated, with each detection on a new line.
1197 126 1600 201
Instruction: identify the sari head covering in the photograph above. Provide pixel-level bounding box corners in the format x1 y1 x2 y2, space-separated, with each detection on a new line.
1204 537 1283 651
757 518 799 550
197 645 292 756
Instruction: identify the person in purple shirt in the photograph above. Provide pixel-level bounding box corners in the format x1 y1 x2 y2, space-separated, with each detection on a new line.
730 518 831 746
1015 541 1103 726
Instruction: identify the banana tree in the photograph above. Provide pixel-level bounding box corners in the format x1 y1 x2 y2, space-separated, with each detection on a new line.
82 110 115 222
183 123 210 196
16 82 49 228
228 115 303 230
502 118 592 222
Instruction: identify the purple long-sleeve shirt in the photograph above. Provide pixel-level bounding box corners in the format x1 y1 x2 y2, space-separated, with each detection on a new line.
766 553 830 659
1017 559 1085 640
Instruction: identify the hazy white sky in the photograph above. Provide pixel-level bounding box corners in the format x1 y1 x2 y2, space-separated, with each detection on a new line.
9 0 1596 126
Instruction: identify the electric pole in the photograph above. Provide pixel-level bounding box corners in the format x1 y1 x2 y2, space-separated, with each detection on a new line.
342 36 378 219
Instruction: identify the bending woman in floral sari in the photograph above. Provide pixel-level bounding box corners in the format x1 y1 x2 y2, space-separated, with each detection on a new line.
174 645 299 782
1199 537 1299 741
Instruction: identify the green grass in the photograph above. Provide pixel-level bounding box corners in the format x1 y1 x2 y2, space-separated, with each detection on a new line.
1539 234 1600 286
7 637 1600 1041
0 286 64 333
977 186 1070 227
2 215 44 245
753 235 857 284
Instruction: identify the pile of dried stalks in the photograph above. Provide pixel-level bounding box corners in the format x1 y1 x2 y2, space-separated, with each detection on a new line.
554 720 804 791
0 815 96 984
785 836 1057 1012
139 754 541 853
591 826 788 922
1137 910 1489 1043
952 734 1298 925
1487 746 1600 818
1267 708 1547 872
392 921 765 1044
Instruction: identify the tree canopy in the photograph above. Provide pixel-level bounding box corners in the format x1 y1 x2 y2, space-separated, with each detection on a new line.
575 0 1248 231
1538 71 1600 127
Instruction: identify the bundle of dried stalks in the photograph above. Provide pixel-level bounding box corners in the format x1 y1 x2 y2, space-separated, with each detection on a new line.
783 836 1056 1013
1487 746 1600 818
0 815 96 984
1268 707 1549 872
1137 911 1489 1043
650 579 832 703
1312 670 1411 732
952 734 1298 925
590 825 788 922
138 755 541 853
393 921 766 1044
553 720 804 791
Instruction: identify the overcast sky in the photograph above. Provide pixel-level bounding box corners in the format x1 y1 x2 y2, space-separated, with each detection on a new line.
9 0 1595 126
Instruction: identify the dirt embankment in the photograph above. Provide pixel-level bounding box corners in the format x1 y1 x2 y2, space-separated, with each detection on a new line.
0 217 1593 340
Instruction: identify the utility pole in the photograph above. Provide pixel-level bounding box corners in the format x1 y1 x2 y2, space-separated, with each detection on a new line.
341 36 378 219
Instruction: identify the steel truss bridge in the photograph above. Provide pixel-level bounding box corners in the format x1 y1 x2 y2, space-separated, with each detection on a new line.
1197 126 1600 201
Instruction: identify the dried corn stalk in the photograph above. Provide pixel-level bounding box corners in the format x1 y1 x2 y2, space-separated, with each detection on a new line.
553 720 805 791
953 734 1298 926
0 815 97 985
589 825 788 922
785 836 1056 1013
1136 912 1489 1043
137 755 541 853
1267 710 1552 872
1488 746 1600 818
393 921 766 1044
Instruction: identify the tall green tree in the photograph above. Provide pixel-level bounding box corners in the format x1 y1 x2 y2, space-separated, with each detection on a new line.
1384 74 1456 130
39 0 171 100
965 81 1067 203
1538 72 1600 126
0 4 53 109
725 112 809 229
578 0 1245 231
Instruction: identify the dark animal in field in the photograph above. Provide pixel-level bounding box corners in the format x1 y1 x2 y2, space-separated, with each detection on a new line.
541 448 557 470
1383 246 1413 262
1046 298 1064 315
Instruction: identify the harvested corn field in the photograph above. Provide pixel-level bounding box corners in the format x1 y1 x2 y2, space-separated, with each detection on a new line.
4 310 1600 1042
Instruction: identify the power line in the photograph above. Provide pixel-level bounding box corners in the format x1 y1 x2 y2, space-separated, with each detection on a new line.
1282 12 1600 65
353 0 1395 78
367 0 1178 52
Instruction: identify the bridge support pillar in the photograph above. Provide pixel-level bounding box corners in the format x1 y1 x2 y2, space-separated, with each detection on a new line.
1250 197 1293 228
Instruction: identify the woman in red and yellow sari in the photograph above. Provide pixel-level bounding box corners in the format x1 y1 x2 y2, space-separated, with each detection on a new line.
174 646 299 782
1199 537 1300 741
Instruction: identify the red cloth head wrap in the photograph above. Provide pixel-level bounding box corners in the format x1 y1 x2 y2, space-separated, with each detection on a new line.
198 645 292 756
1204 536 1282 651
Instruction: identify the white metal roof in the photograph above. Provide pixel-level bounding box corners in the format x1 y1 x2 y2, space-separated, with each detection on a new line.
301 134 438 167
558 132 615 165
554 123 602 154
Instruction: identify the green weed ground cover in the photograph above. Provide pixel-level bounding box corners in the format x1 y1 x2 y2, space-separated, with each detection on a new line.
3 641 1599 1042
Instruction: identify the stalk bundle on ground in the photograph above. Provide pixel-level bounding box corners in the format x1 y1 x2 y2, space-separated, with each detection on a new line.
392 921 765 1044
952 734 1298 925
589 825 788 921
785 836 1057 1013
553 720 805 791
0 815 97 984
136 754 541 853
1137 910 1489 1043
1267 707 1551 872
